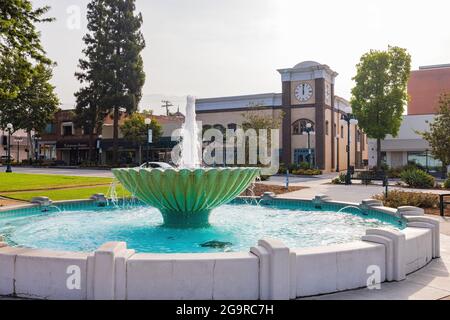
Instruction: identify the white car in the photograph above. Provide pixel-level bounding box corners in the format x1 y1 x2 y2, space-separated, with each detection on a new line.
139 162 174 169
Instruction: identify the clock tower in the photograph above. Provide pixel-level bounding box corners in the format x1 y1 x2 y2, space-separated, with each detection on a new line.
277 61 338 169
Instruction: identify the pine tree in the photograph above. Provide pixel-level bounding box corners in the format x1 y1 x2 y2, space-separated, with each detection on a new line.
75 0 145 165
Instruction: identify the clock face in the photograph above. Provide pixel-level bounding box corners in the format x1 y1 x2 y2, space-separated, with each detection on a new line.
295 83 313 102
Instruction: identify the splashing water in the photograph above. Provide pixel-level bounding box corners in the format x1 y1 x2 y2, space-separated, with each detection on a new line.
337 206 363 214
179 95 201 168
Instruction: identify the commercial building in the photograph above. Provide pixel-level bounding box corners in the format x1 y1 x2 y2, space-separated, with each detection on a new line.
38 110 184 166
0 129 31 163
196 61 368 172
368 64 450 173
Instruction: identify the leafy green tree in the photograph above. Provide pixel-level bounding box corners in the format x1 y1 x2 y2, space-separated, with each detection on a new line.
421 94 450 175
120 113 162 163
76 0 146 165
240 105 283 166
0 0 54 100
0 63 59 157
351 46 411 168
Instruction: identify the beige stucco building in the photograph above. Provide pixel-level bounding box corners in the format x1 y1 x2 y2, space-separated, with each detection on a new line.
196 61 368 172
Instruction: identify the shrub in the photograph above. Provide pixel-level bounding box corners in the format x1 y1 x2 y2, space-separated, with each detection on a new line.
373 190 439 209
400 168 435 189
331 172 347 184
444 177 450 189
299 162 311 170
292 168 322 176
356 171 374 185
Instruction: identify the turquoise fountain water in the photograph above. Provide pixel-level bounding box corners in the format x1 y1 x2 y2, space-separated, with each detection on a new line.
113 96 260 228
0 201 403 253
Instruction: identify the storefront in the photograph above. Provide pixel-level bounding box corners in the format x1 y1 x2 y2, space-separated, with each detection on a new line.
56 140 91 165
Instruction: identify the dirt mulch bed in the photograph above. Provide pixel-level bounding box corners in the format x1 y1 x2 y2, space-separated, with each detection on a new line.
0 197 27 207
241 183 306 197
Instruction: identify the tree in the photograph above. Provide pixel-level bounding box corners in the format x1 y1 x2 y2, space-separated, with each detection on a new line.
76 0 146 165
240 105 283 166
120 113 162 163
0 63 59 157
420 94 450 175
0 0 54 101
74 86 108 162
351 46 411 168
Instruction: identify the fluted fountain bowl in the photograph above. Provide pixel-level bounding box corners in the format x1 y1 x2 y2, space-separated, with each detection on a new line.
112 167 260 228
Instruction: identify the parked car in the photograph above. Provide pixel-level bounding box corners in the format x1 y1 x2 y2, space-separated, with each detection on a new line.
139 162 174 169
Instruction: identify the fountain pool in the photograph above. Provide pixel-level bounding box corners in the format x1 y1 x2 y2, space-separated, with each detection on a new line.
0 200 404 253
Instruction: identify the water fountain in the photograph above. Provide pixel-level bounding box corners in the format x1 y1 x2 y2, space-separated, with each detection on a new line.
112 96 260 228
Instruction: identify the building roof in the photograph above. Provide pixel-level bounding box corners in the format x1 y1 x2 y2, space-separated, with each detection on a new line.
196 93 282 112
293 61 321 69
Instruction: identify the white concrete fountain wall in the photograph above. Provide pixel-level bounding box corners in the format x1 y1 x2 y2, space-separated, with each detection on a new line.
0 198 440 300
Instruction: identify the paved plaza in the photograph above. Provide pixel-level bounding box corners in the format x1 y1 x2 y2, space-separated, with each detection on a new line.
1 167 449 300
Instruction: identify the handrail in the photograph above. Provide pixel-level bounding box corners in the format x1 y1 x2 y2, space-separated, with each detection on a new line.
440 193 450 217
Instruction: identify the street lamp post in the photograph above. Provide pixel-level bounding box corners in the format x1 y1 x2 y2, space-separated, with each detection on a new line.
5 123 13 173
302 123 315 168
144 118 152 166
32 134 41 163
340 107 359 185
96 135 103 165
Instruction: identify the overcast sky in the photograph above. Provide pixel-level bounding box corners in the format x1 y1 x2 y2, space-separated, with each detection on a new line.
33 0 450 114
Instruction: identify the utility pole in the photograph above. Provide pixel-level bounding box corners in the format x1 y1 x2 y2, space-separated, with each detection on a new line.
161 100 174 116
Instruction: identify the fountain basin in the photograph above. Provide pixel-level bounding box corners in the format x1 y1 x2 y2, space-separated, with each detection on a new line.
112 167 260 227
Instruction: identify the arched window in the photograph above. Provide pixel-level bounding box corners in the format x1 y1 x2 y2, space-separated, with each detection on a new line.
325 121 329 135
292 119 314 135
340 126 344 138
202 124 212 134
213 124 226 134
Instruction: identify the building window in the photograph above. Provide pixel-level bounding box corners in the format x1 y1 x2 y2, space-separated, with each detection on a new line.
202 124 212 133
334 124 337 137
62 123 73 136
213 124 226 134
325 121 329 135
292 119 314 135
45 123 55 134
227 123 237 130
407 151 443 172
340 126 344 138
356 130 361 142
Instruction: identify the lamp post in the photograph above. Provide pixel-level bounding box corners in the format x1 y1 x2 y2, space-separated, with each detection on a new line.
144 118 152 166
340 107 359 185
5 123 13 173
302 122 315 168
96 135 103 165
32 134 41 163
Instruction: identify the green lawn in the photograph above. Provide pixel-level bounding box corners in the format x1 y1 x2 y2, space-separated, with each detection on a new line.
0 173 113 192
4 185 131 202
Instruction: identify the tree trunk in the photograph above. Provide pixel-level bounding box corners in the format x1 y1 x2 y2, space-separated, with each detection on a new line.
376 138 382 169
113 106 119 165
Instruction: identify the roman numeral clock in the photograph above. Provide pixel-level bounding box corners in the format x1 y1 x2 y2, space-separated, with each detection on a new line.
294 83 313 102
